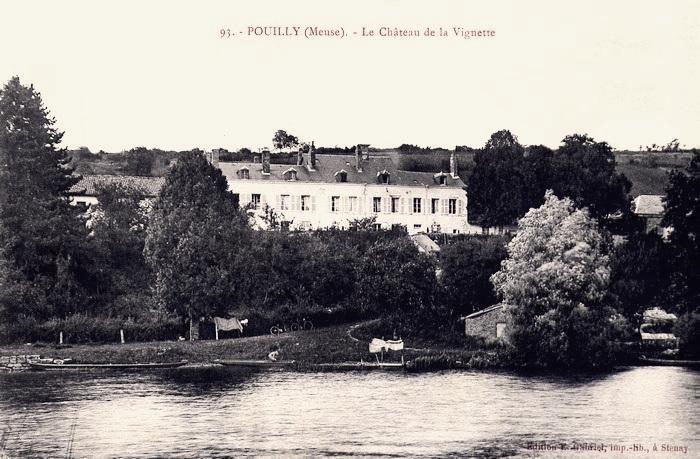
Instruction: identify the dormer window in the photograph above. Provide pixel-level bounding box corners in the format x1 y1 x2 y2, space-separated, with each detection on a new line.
237 167 250 179
434 172 448 186
377 170 390 184
283 168 298 181
334 170 348 183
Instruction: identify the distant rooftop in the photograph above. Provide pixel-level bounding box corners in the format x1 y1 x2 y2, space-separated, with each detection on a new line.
219 154 465 188
410 233 441 254
70 175 165 197
632 194 665 216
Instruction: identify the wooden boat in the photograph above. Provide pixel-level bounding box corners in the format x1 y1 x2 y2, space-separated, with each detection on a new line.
28 360 188 370
638 356 700 368
214 359 297 368
312 361 405 371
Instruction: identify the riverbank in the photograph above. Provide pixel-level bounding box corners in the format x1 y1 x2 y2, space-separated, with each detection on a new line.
0 323 487 370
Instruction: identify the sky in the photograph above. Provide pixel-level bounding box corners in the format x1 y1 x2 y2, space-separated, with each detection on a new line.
1 0 698 152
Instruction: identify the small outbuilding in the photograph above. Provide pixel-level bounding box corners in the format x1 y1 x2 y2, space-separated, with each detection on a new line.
461 304 508 341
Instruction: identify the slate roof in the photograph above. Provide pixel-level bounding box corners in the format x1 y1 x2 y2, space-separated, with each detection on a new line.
632 194 665 216
219 154 466 188
69 175 165 197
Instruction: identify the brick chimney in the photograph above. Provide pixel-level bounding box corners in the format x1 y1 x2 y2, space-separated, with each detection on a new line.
450 150 458 178
262 148 271 175
308 141 316 171
355 144 363 172
206 150 220 167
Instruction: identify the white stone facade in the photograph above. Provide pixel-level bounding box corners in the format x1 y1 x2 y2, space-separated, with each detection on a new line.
220 147 481 235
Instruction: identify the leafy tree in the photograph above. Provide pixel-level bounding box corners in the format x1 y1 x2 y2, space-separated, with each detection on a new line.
607 232 672 319
662 151 699 314
354 237 437 318
491 191 626 368
348 216 377 231
468 130 527 229
272 130 299 150
550 134 631 222
144 151 250 336
0 76 94 320
439 236 508 316
89 183 152 317
522 145 554 212
124 147 155 176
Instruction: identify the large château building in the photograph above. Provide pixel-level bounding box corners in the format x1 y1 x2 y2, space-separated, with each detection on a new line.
217 144 479 235
70 145 479 235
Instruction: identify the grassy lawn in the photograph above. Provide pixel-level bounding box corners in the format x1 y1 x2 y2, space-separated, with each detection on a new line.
0 322 489 369
0 324 405 365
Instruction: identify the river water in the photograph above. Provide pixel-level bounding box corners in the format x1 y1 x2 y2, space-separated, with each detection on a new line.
0 366 697 458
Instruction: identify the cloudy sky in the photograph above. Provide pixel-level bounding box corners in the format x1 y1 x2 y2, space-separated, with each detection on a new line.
1 0 698 152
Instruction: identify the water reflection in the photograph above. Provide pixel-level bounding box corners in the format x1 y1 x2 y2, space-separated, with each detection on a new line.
0 367 697 458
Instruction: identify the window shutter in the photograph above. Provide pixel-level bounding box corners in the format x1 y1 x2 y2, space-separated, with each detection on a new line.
401 198 407 214
275 195 280 209
292 195 299 211
311 196 317 211
441 199 447 215
342 196 348 212
384 197 390 213
261 194 267 206
458 199 463 216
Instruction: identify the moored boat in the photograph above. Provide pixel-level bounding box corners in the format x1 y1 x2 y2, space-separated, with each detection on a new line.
312 361 405 371
638 356 700 368
214 359 296 368
29 360 189 370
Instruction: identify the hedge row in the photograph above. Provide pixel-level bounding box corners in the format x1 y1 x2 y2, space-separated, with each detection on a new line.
0 313 182 345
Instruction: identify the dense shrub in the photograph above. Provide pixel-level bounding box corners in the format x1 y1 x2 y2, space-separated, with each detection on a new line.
0 312 181 344
673 312 700 358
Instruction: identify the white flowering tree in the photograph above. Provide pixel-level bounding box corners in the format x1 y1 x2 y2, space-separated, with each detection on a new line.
491 191 627 368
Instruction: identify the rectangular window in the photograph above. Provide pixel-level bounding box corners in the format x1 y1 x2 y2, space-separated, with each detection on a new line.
251 194 261 209
448 198 457 214
373 197 381 213
301 195 311 211
372 223 382 231
413 197 421 214
391 197 399 213
280 194 290 211
431 198 439 214
413 224 422 230
331 196 340 212
348 196 358 213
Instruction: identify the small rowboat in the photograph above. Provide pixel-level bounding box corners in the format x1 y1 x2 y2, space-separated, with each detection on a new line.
312 362 405 371
29 360 188 370
638 356 700 368
214 359 296 368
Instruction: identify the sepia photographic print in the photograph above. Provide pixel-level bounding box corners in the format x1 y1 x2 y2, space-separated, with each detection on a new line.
0 1 698 457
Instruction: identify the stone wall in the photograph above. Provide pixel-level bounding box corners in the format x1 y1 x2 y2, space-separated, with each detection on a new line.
0 354 41 372
464 307 507 341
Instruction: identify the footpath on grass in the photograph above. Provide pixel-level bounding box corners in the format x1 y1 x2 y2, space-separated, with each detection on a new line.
0 322 496 371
